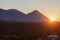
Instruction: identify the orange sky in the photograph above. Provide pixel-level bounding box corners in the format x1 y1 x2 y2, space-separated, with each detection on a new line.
0 0 60 21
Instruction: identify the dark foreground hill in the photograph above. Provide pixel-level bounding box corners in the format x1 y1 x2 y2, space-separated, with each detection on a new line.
0 9 60 40
0 21 60 37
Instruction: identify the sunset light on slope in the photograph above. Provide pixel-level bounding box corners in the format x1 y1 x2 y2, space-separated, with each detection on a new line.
49 16 56 21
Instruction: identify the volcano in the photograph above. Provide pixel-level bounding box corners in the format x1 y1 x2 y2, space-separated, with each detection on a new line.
26 10 50 22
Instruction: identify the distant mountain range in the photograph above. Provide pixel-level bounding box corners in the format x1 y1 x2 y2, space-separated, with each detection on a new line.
0 8 50 22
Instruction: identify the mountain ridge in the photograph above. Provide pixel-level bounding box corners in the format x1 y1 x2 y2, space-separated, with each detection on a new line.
0 8 50 22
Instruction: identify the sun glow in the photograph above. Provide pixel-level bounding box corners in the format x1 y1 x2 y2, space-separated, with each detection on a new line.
49 16 56 21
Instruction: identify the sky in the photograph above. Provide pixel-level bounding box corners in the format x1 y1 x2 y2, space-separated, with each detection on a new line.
0 0 60 21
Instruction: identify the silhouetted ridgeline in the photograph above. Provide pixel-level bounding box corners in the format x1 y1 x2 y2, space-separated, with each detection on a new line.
0 8 60 39
0 8 50 22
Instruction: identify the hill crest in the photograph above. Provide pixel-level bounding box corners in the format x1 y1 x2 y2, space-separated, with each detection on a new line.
0 8 50 22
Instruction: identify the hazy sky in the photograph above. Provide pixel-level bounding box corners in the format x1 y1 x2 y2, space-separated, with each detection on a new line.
0 0 60 21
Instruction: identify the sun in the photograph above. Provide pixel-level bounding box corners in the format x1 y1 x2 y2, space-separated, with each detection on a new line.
49 16 56 21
